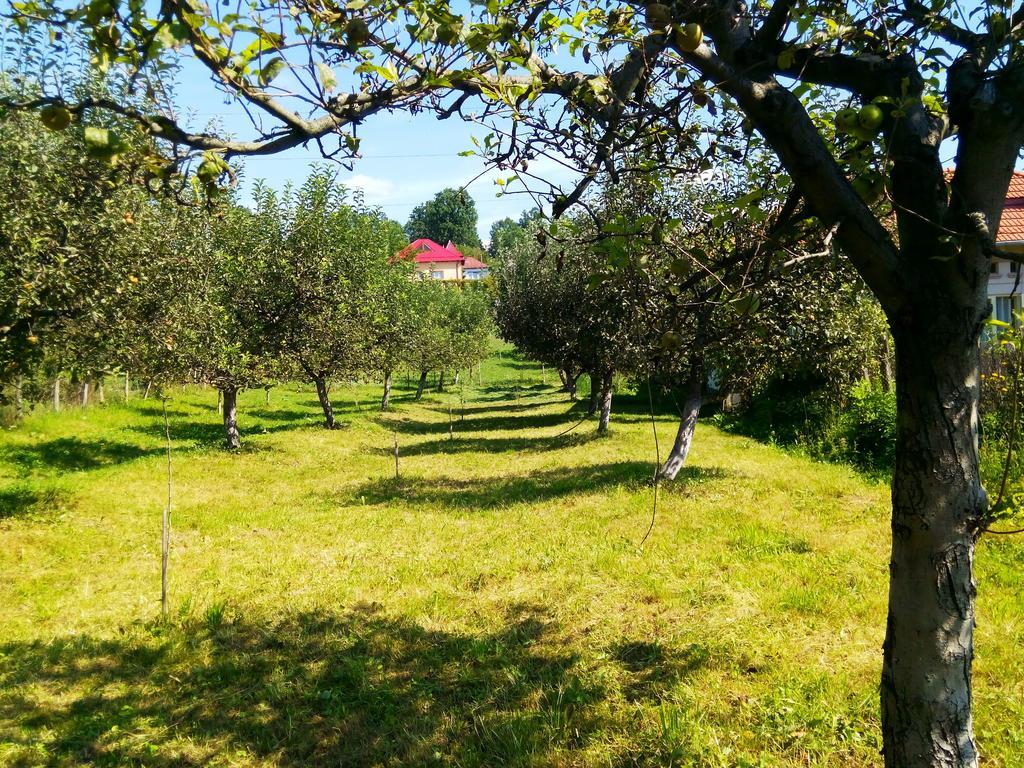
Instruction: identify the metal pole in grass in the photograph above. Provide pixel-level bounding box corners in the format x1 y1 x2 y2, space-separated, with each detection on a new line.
161 397 173 618
393 431 400 480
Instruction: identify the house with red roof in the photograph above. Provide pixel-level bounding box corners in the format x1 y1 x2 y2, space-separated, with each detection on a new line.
988 170 1024 322
394 238 490 282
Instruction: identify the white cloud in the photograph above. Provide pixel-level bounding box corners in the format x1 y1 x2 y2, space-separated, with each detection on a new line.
342 174 396 203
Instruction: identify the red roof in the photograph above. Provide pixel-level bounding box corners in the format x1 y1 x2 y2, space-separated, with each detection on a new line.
395 238 464 263
394 238 489 269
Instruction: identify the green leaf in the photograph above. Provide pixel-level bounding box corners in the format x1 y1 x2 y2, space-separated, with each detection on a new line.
316 62 337 92
258 57 286 86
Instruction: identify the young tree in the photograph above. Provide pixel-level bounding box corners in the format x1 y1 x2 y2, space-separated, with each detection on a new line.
364 264 418 410
165 204 277 449
405 187 482 249
492 212 642 431
235 170 408 428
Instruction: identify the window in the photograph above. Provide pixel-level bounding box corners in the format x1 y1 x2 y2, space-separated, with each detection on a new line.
1012 262 1020 274
991 261 999 274
993 296 1022 324
995 296 1012 323
431 270 444 280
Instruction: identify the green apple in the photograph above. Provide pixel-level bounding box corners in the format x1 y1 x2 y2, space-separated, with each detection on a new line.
858 103 884 131
675 22 703 52
660 331 683 350
346 17 370 47
836 107 859 134
851 124 878 143
645 3 672 30
40 104 72 131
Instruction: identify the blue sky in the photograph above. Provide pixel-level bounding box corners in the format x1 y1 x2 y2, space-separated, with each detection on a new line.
176 66 578 243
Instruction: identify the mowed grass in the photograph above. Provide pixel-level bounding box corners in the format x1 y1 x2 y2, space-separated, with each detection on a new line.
1 349 1022 767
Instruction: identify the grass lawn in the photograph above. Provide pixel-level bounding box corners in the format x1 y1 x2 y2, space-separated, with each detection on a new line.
1 348 1021 767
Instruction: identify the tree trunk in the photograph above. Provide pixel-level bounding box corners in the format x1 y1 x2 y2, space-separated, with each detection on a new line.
659 365 703 481
124 371 130 401
96 378 105 404
79 380 90 406
597 370 613 433
436 370 445 392
415 370 428 400
314 376 337 429
14 375 24 420
880 317 984 768
52 378 60 412
586 371 599 416
221 387 241 449
561 369 578 401
217 387 223 415
264 386 271 405
879 334 894 393
143 381 152 399
381 370 393 410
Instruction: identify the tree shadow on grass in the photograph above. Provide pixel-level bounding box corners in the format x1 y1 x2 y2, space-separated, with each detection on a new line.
370 431 602 458
0 437 158 474
454 399 571 416
244 408 318 422
476 384 552 399
608 640 712 703
385 408 585 436
129 417 307 447
343 461 666 511
0 484 73 521
0 603 607 767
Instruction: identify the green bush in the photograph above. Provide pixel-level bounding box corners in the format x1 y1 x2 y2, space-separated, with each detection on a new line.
719 376 896 474
842 380 896 472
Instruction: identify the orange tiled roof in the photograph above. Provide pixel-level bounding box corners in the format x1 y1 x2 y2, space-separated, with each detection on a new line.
1000 172 1024 243
943 169 1024 243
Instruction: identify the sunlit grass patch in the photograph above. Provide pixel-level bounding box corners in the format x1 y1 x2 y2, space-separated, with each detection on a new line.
0 347 1021 766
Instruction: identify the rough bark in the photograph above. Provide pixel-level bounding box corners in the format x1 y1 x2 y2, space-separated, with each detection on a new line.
415 370 428 400
381 370 393 410
436 370 445 392
659 366 704 481
221 387 241 449
79 380 90 407
597 370 613 433
52 378 60 412
881 314 985 768
124 371 130 401
314 376 337 429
